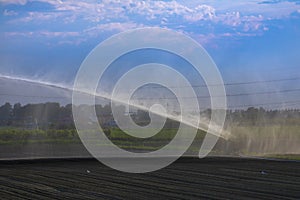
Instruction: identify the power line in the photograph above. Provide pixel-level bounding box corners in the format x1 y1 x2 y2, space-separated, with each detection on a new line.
223 77 300 86
1 87 300 100
1 75 300 90
226 88 300 97
0 88 300 100
0 92 299 109
134 88 300 99
0 76 300 109
226 100 300 109
149 76 300 88
196 101 300 110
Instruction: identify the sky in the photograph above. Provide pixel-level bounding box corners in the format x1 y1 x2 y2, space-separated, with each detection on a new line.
0 0 300 108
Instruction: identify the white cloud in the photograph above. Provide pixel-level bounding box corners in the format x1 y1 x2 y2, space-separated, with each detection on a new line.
3 22 141 45
3 0 300 24
220 11 241 26
84 22 141 36
8 11 65 24
4 31 80 38
180 0 300 19
40 31 80 37
0 0 27 5
6 0 218 24
3 9 18 16
2 0 299 45
184 5 216 22
218 11 265 32
126 1 190 18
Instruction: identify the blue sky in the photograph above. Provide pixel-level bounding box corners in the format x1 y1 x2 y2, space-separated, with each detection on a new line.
0 0 300 108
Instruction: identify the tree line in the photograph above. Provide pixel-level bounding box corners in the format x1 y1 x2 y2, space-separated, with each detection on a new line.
0 102 299 129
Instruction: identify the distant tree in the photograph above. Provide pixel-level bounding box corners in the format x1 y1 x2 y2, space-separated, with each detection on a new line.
13 103 21 117
246 107 259 125
0 102 13 125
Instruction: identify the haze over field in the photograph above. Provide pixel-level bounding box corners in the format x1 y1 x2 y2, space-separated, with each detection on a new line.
0 0 299 160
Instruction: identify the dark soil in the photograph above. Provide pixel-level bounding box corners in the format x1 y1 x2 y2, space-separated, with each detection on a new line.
0 157 299 199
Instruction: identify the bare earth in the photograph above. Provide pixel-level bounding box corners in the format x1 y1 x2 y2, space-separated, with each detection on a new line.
0 157 299 199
